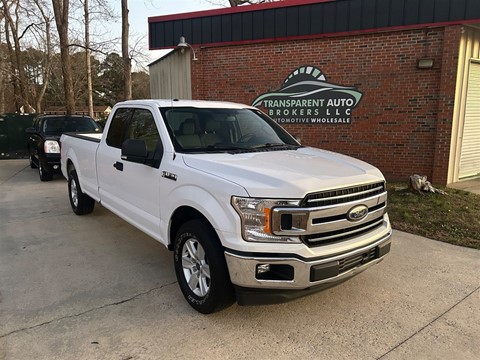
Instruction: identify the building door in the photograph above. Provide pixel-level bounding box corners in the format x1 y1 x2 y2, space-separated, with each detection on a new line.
459 61 480 179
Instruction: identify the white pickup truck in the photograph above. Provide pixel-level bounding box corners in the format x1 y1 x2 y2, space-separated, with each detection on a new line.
61 99 392 313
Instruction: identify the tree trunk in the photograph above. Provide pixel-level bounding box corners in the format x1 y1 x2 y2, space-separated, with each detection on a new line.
84 0 93 117
52 0 75 115
4 19 20 111
1 0 34 112
33 0 53 113
121 0 131 100
0 17 4 113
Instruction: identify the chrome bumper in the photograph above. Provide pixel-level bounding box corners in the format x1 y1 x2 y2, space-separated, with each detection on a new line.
225 230 392 292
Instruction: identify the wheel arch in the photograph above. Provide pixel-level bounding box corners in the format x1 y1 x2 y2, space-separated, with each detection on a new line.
168 206 218 251
66 159 76 174
62 147 80 179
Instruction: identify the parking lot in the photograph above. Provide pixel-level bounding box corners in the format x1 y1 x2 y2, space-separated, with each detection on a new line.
1 159 479 360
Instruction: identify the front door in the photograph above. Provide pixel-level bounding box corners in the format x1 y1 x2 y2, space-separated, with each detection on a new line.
97 106 164 241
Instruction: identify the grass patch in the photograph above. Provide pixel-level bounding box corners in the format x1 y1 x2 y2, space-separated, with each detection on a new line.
387 183 480 250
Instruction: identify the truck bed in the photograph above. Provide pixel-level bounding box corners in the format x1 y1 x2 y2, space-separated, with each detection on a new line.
63 132 103 142
60 132 102 201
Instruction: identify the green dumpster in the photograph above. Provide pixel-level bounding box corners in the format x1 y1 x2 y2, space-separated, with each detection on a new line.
0 113 36 159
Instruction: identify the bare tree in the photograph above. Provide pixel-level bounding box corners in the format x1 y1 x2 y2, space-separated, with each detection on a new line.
121 0 131 100
32 0 53 113
204 0 278 6
0 11 5 113
0 1 18 113
228 0 265 5
83 0 93 117
51 0 75 115
1 0 34 112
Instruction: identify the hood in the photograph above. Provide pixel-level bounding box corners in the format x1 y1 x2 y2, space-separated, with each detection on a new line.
182 147 385 198
44 135 62 142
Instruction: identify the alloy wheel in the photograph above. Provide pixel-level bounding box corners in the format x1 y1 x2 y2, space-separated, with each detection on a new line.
181 238 210 297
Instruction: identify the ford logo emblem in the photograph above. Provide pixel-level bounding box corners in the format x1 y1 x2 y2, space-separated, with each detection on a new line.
347 205 368 222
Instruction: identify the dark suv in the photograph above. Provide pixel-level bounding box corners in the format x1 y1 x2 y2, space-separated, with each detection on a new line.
26 115 102 181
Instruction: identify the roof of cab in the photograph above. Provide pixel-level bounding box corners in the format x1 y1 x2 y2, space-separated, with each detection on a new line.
114 99 255 110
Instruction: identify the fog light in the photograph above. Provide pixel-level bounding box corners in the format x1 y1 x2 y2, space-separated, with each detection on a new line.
53 165 59 170
256 264 270 275
256 264 294 281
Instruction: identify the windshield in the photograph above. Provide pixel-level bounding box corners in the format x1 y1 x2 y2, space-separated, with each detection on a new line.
42 117 102 136
160 107 301 153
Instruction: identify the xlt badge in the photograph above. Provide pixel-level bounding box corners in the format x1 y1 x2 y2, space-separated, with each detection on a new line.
162 171 177 181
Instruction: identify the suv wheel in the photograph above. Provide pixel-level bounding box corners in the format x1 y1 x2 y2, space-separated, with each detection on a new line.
38 162 53 181
29 155 37 169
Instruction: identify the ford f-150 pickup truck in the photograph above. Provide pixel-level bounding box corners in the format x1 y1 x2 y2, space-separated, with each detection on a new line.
60 99 392 313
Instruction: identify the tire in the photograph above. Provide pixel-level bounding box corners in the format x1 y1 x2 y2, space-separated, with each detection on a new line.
68 170 95 215
29 155 37 169
174 219 235 314
38 162 53 181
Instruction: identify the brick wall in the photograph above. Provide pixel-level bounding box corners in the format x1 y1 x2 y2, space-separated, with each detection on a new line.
191 26 461 184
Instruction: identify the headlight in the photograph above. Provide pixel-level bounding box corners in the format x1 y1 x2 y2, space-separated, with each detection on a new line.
231 196 301 243
44 140 60 154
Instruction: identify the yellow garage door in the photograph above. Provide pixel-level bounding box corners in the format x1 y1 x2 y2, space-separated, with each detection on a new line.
459 61 480 179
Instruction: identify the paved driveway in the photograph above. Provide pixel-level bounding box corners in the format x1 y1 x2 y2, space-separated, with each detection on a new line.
1 159 479 360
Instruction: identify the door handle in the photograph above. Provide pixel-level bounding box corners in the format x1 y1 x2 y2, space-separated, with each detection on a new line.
113 161 124 171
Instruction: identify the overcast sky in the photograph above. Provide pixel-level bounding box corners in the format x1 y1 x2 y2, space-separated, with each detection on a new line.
108 0 218 69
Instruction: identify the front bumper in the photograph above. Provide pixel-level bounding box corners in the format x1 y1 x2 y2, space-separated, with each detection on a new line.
43 153 61 168
225 230 392 305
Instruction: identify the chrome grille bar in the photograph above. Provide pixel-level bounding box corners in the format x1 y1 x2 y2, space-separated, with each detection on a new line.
303 182 386 208
306 185 385 204
303 218 384 244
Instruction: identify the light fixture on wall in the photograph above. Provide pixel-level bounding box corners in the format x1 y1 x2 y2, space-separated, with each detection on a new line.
417 58 434 69
177 36 198 61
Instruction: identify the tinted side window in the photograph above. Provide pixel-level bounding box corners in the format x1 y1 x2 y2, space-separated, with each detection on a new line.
124 109 160 154
106 108 132 148
34 117 42 132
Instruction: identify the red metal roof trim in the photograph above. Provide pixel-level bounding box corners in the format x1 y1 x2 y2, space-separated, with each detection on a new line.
148 0 334 23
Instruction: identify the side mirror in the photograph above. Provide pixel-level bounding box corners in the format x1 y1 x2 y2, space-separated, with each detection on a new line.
121 139 147 164
25 127 36 134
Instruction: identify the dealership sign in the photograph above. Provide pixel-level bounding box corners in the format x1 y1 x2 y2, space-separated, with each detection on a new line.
252 66 363 124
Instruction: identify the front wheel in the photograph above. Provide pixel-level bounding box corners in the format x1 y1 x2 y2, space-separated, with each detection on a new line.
38 162 53 181
68 170 95 215
174 219 234 314
29 155 37 169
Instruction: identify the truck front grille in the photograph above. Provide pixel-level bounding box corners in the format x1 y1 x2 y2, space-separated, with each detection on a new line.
299 182 387 247
302 218 384 246
302 182 386 208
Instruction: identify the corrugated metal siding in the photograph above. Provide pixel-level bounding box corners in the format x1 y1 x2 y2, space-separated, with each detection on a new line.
149 0 480 49
459 61 480 178
449 26 480 183
149 50 192 99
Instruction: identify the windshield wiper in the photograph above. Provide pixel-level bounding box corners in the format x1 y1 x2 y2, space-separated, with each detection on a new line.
204 144 249 151
251 143 301 149
179 145 249 154
186 143 302 154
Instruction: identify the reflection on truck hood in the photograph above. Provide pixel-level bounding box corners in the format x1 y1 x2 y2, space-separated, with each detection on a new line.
182 147 385 198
